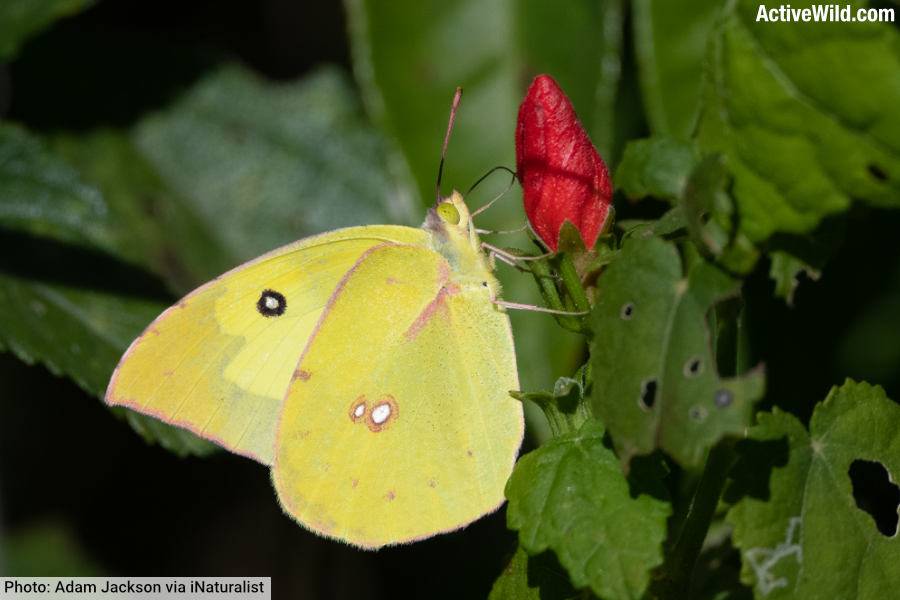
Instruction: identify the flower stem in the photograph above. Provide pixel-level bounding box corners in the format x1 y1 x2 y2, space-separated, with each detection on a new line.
652 440 737 599
528 257 584 333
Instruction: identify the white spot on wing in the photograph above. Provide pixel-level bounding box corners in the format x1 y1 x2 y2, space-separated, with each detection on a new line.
371 403 391 425
265 295 280 310
354 404 365 418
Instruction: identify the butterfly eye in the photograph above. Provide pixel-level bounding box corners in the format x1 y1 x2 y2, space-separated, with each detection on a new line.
257 289 287 317
436 202 461 225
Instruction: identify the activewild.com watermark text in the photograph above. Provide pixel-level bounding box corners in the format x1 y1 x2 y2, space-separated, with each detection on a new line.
756 4 895 22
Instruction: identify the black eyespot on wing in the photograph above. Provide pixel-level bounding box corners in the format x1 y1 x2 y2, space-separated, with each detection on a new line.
257 289 287 317
482 281 489 287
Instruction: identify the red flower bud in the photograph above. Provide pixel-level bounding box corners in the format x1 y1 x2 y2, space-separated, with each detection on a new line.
515 75 613 252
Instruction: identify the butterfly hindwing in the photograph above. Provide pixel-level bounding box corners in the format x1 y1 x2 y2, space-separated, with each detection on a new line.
105 226 427 463
272 243 523 548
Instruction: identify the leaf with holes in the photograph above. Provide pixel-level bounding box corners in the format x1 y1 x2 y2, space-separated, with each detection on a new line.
680 155 760 274
726 380 900 599
696 0 900 250
590 236 765 467
505 419 671 600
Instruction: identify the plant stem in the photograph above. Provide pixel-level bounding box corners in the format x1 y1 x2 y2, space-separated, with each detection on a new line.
653 442 737 599
557 252 591 314
654 299 746 598
528 257 583 333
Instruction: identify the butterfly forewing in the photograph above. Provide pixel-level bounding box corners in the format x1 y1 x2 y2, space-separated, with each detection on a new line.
105 226 427 463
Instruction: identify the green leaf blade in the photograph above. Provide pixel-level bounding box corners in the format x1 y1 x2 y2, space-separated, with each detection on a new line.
0 124 119 256
615 137 700 202
0 272 216 457
697 0 900 247
590 237 764 467
134 65 417 262
632 0 722 139
489 546 581 600
506 420 671 599
727 380 900 599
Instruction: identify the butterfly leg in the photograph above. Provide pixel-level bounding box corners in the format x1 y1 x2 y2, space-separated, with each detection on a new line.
492 298 589 316
481 242 553 263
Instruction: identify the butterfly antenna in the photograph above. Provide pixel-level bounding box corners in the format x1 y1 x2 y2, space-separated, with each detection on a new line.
469 166 517 218
435 86 463 204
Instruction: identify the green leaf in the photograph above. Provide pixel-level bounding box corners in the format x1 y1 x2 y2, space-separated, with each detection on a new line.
0 272 215 457
768 251 819 306
0 273 161 395
617 208 688 242
590 236 765 467
506 419 671 600
681 155 760 274
489 546 583 600
49 129 230 289
615 137 700 201
0 0 94 60
632 0 722 139
696 0 900 247
134 65 417 262
0 124 225 289
0 124 215 456
511 365 591 438
0 124 121 257
767 216 845 305
726 380 900 599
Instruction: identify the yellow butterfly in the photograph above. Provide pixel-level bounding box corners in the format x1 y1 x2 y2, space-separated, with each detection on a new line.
105 187 523 549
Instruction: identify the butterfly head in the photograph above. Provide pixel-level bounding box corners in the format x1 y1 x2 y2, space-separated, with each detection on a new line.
427 191 478 246
425 191 496 285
